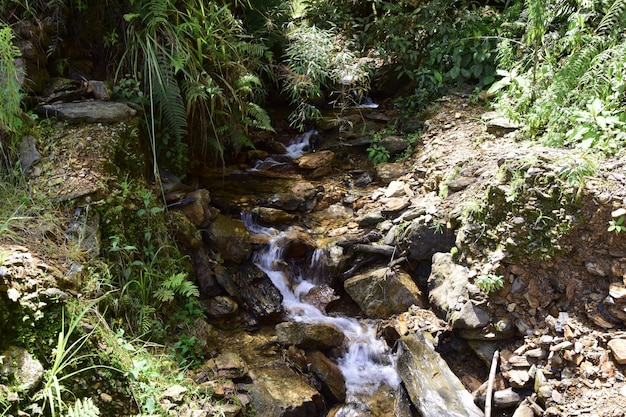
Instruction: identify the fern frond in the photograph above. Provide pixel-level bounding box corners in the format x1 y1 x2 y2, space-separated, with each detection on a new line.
242 102 274 132
64 398 100 417
578 40 626 97
597 0 626 35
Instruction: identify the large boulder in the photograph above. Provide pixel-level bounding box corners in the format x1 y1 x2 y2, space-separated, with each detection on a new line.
428 253 490 330
305 350 346 403
344 267 426 318
34 101 138 123
207 213 251 263
275 322 345 349
403 221 456 262
0 346 44 392
232 264 283 323
397 332 484 417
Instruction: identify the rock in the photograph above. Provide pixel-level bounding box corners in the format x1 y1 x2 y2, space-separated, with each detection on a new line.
207 213 251 263
344 267 426 318
251 207 297 225
428 253 489 329
274 227 317 259
447 176 476 192
204 352 249 380
511 401 534 417
86 80 112 100
356 211 384 227
275 322 345 349
18 135 41 173
380 135 409 155
296 150 334 170
0 346 44 392
264 192 305 211
375 162 407 184
34 100 138 123
608 339 626 364
385 180 413 198
404 222 455 262
160 384 187 403
177 189 212 227
232 264 283 323
382 197 411 213
202 295 238 318
397 332 484 417
248 365 324 417
305 350 346 402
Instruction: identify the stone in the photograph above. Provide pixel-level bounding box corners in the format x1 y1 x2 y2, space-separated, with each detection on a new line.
34 100 138 123
511 401 535 417
251 207 298 224
428 253 488 329
296 150 334 170
447 176 476 192
385 180 412 198
202 295 238 318
397 332 484 417
232 264 283 322
380 135 409 155
275 322 344 349
608 339 626 364
375 163 407 184
344 267 426 318
178 189 212 227
404 223 455 262
265 192 305 211
160 384 188 403
207 213 251 263
248 364 324 417
305 350 346 402
205 352 249 380
451 301 490 329
18 135 41 173
0 346 44 392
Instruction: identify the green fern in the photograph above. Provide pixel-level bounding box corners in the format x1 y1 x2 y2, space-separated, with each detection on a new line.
597 0 626 35
64 398 100 417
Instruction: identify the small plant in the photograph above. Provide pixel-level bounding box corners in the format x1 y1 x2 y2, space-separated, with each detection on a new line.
476 273 505 294
609 215 626 235
367 143 390 165
0 25 24 135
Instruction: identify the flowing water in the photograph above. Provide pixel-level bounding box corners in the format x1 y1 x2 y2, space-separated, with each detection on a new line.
243 214 400 410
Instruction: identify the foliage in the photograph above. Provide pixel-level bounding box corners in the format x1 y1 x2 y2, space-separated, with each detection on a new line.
119 0 274 168
0 25 24 136
609 215 626 234
476 273 504 294
304 0 502 115
63 398 100 417
96 179 204 364
489 0 626 156
279 23 369 130
34 301 119 417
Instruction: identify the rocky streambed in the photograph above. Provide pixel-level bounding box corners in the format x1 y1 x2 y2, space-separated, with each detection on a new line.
2 93 626 417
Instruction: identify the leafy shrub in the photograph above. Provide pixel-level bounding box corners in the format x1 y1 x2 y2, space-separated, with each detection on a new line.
0 25 24 135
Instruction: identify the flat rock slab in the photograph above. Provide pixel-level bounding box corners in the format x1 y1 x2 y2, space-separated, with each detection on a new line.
397 331 484 417
34 100 138 123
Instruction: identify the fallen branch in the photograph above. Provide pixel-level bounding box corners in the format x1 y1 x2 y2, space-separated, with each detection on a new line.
485 349 500 417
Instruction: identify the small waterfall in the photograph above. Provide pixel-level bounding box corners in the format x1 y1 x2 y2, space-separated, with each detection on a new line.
250 130 320 172
243 215 400 403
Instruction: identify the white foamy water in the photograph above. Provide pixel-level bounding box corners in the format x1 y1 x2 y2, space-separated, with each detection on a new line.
250 130 319 172
244 215 400 400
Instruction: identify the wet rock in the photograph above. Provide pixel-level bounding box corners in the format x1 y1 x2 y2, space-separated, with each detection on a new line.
275 322 345 349
305 350 346 402
397 332 484 417
34 100 138 123
0 346 44 392
344 266 426 318
264 192 305 211
354 171 374 187
251 207 298 225
608 339 626 364
274 227 317 259
207 213 251 263
232 264 283 322
295 150 334 170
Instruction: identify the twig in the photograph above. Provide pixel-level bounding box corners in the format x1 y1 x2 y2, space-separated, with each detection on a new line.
485 349 500 417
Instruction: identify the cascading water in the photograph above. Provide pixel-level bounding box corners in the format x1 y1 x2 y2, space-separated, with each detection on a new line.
250 130 320 172
243 214 400 411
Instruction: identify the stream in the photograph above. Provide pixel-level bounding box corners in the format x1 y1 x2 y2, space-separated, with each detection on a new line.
244 215 401 411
